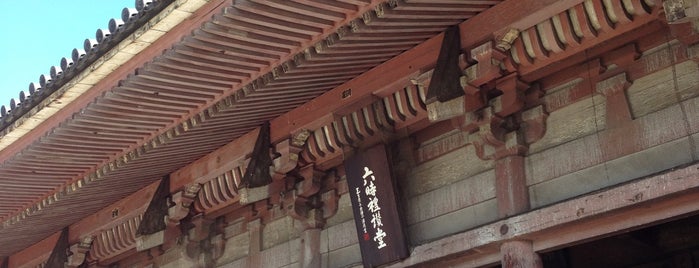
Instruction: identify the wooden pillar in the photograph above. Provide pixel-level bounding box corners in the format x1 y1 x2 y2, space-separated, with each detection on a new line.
501 240 542 268
494 144 540 268
495 155 529 218
299 227 322 268
246 219 263 268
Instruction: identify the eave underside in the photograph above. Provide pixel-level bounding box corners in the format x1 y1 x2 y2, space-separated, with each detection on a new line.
0 0 503 256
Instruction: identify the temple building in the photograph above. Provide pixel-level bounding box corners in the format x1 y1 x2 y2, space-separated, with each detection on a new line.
1 0 699 267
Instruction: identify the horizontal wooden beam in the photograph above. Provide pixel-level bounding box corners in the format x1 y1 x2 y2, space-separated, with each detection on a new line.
388 163 699 267
68 181 157 243
8 181 158 267
8 231 58 268
459 0 584 47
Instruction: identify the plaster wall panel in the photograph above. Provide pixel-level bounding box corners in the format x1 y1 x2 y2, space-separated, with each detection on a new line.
320 220 361 267
604 137 694 186
219 258 247 268
407 199 497 245
541 78 584 113
262 216 298 250
636 103 690 149
322 220 358 253
527 134 603 186
685 95 699 133
160 257 195 268
259 238 299 268
325 193 354 227
530 137 694 208
530 95 606 154
405 145 492 198
692 133 699 160
323 243 362 268
218 233 250 266
405 170 495 225
628 61 699 118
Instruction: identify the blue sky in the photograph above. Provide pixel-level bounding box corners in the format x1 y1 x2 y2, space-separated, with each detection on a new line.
0 0 132 110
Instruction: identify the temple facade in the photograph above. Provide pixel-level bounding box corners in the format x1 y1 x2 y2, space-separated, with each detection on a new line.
1 0 699 267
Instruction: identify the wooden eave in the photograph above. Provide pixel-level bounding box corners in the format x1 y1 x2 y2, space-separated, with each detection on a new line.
0 0 507 257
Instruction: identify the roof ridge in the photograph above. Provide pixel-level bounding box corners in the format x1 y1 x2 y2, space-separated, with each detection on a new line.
0 0 174 133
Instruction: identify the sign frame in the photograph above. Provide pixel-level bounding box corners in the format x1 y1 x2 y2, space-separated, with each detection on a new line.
344 144 409 267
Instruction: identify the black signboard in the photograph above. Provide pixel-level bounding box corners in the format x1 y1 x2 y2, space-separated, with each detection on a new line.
345 144 408 267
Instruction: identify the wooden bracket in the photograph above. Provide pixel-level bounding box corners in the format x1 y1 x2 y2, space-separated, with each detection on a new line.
663 0 699 24
463 42 510 90
167 183 201 226
66 236 93 268
496 28 521 52
596 72 633 127
461 103 548 160
429 39 523 123
272 129 310 180
286 167 340 230
493 73 528 117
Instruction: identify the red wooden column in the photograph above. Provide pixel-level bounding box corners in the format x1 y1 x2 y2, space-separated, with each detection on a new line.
495 155 529 218
493 141 541 268
501 240 543 268
299 219 322 268
246 218 263 268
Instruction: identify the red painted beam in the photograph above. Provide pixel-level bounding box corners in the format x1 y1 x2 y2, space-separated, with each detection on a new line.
7 181 158 267
8 231 58 267
459 0 585 47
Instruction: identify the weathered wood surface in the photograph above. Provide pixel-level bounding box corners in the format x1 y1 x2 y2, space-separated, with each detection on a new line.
389 162 699 267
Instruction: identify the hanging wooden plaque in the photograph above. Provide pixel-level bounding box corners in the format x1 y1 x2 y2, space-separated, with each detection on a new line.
345 144 408 267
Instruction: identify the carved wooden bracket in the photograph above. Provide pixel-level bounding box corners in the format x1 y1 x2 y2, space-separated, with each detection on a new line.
663 0 699 24
424 36 549 160
463 42 514 92
272 130 310 180
462 101 548 161
286 167 340 230
66 236 93 268
428 41 520 123
596 72 633 127
135 178 202 253
496 28 521 52
241 128 311 205
182 215 226 266
167 183 201 226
